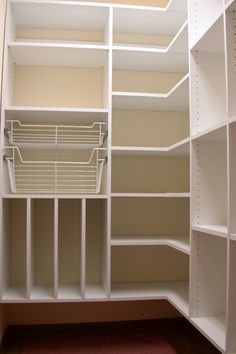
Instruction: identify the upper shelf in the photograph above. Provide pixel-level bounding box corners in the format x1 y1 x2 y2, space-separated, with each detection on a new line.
113 1 187 39
112 74 189 111
113 22 188 72
10 1 109 32
8 43 108 67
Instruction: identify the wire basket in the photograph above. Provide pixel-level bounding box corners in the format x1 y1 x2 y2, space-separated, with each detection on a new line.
6 120 107 148
4 147 107 194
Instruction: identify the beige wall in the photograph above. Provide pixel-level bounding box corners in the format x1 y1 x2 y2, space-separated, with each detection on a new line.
0 0 181 334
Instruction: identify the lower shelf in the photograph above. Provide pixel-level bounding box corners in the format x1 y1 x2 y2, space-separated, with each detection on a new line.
2 286 26 301
85 284 107 300
110 281 189 316
57 285 81 300
191 316 226 352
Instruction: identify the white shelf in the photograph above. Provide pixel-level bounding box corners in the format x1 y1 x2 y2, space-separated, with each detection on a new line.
85 284 107 300
191 316 226 352
30 286 55 300
2 286 26 300
112 74 189 111
113 5 186 41
111 193 190 198
112 138 190 157
111 235 190 255
57 285 81 300
113 21 188 72
110 281 189 315
9 42 108 67
5 106 108 123
192 225 228 239
10 1 109 31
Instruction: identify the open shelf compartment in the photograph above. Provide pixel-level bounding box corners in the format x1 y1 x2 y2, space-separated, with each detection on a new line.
4 147 107 194
85 199 108 300
1 198 27 300
9 1 110 45
191 127 227 236
58 199 82 299
190 231 227 352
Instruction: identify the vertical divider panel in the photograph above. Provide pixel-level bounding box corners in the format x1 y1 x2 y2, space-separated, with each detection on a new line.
54 198 58 299
106 197 111 297
81 198 86 299
26 197 31 299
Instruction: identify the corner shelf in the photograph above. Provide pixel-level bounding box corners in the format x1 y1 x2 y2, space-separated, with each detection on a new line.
112 74 189 111
192 225 228 239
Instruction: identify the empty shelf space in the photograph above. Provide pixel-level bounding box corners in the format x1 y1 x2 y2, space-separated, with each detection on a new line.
112 74 189 111
192 225 228 238
85 285 107 300
4 147 107 194
6 120 107 148
57 285 81 300
10 1 109 45
111 235 190 254
30 286 55 300
2 286 27 301
8 43 108 67
113 4 187 49
190 232 227 350
85 199 108 298
192 127 227 228
111 281 189 315
191 316 226 352
112 154 189 194
6 61 108 109
188 0 224 49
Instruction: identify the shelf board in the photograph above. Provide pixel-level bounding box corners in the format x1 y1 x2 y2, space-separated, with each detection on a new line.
112 74 189 111
113 5 186 39
112 138 190 157
5 106 108 123
2 194 108 199
30 286 55 300
226 0 235 10
2 286 26 301
191 316 226 352
191 122 227 142
85 284 107 300
10 1 109 30
191 14 224 53
231 234 236 241
192 225 228 239
113 21 188 72
57 285 81 300
111 193 190 198
110 281 189 315
9 42 108 67
111 235 190 255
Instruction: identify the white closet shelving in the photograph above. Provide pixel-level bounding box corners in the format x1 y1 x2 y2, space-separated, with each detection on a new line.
3 0 235 353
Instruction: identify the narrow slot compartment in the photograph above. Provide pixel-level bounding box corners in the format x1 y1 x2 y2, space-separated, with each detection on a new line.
58 199 82 299
112 110 189 147
190 16 226 135
229 122 236 236
192 127 227 236
2 198 27 300
85 199 107 299
31 199 54 299
190 231 227 352
111 197 189 252
112 155 189 193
